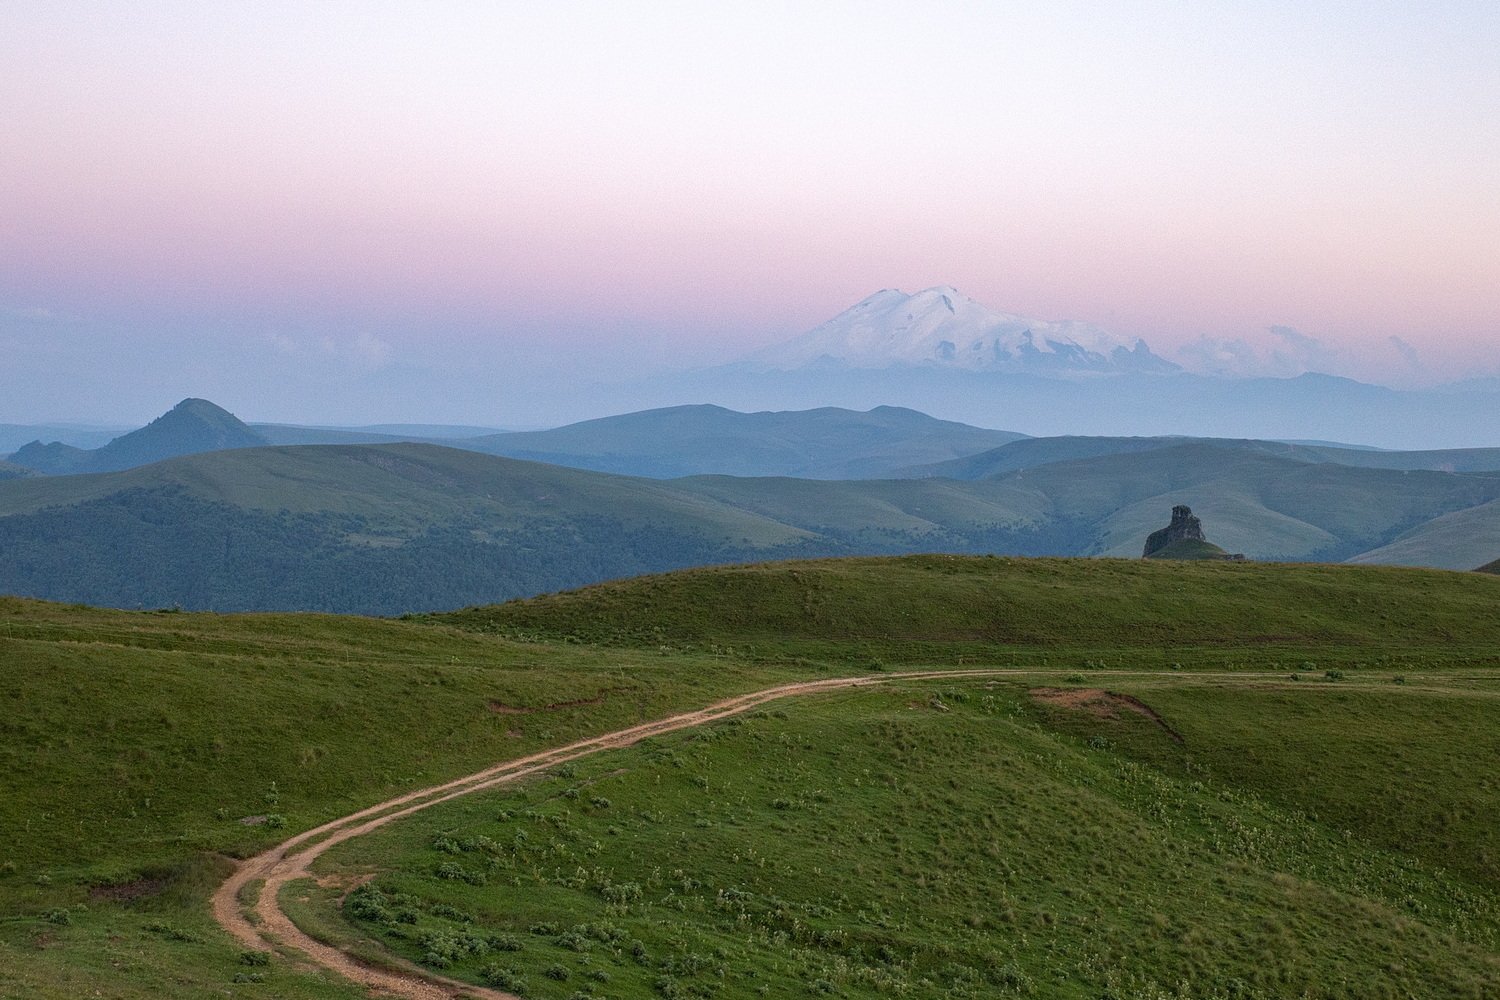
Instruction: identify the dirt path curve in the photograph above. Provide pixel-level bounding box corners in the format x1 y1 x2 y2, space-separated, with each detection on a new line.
210 669 1032 999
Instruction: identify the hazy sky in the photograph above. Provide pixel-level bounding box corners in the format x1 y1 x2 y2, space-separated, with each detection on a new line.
2 1 1497 424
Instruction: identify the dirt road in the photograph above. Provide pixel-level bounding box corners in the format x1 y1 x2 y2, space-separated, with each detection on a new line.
210 669 1028 999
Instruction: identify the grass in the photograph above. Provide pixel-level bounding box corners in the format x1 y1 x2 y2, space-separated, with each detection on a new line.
440 554 1500 665
7 555 1500 997
0 594 802 999
314 678 1500 998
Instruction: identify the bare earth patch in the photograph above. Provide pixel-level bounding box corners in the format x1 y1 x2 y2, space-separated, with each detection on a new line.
1030 687 1185 744
89 874 172 903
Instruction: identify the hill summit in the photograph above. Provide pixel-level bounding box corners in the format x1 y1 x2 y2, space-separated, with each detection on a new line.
7 398 268 475
1143 505 1244 560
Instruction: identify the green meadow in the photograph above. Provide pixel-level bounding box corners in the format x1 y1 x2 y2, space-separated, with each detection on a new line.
4 556 1500 998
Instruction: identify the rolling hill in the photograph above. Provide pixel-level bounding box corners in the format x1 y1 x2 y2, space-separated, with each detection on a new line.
5 439 1500 613
461 403 1027 479
8 558 1500 999
911 433 1500 479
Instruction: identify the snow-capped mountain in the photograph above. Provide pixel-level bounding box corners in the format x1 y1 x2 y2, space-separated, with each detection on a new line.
743 287 1178 375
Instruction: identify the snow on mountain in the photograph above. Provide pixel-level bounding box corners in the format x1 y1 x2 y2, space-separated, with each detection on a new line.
743 287 1178 375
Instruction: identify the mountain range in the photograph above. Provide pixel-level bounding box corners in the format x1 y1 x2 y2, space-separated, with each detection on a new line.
585 287 1500 450
3 398 1031 481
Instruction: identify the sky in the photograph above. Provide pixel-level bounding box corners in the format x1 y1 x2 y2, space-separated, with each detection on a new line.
2 1 1498 425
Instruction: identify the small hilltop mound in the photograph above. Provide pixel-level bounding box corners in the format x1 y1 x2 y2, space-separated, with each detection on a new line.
1143 505 1244 560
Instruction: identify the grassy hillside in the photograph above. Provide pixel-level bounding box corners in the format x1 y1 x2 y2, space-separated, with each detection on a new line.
1142 536 1233 559
316 675 1500 999
1001 442 1500 560
6 439 1500 613
462 404 1026 479
912 433 1500 479
1346 496 1500 570
442 555 1500 667
0 594 801 999
7 556 1500 998
0 444 831 614
0 459 34 481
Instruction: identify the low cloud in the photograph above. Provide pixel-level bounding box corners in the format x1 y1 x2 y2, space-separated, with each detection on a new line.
1268 324 1340 375
263 331 394 374
1177 325 1344 379
2 305 60 323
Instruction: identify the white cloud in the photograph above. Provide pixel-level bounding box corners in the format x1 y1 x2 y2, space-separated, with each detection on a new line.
2 305 60 323
263 331 394 373
1177 325 1344 379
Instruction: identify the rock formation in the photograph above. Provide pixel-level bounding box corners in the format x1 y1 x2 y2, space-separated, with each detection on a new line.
1143 505 1205 557
1143 505 1245 560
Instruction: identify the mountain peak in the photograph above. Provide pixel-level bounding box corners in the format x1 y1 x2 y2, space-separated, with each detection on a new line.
87 399 267 472
9 398 270 475
742 288 1179 375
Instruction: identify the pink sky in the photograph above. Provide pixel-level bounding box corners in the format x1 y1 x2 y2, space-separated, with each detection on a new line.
2 2 1498 422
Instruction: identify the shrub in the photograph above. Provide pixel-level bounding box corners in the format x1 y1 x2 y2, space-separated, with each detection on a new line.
544 962 571 981
480 965 526 990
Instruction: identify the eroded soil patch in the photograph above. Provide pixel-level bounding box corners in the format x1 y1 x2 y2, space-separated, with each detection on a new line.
1031 687 1185 744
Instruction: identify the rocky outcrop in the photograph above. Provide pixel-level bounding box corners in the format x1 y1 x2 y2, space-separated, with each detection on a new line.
1143 505 1245 560
1143 505 1205 557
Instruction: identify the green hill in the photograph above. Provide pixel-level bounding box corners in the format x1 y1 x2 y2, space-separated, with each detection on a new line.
993 442 1500 560
6 440 1500 612
463 403 1027 479
912 433 1500 479
0 460 34 481
1346 497 1500 570
8 557 1500 999
0 443 826 614
1142 536 1234 559
441 555 1500 662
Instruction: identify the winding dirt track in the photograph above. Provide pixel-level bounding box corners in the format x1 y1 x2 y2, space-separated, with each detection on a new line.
210 669 1025 1000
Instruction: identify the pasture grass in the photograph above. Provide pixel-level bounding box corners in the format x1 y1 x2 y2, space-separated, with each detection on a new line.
317 678 1500 999
7 556 1500 998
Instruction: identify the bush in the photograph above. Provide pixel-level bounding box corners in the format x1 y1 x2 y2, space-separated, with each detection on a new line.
480 965 526 990
239 950 271 967
544 962 571 981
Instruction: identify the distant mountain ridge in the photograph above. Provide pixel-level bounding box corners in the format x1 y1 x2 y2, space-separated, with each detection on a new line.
463 403 1028 479
8 399 268 475
906 435 1500 480
4 400 1030 480
741 286 1179 375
